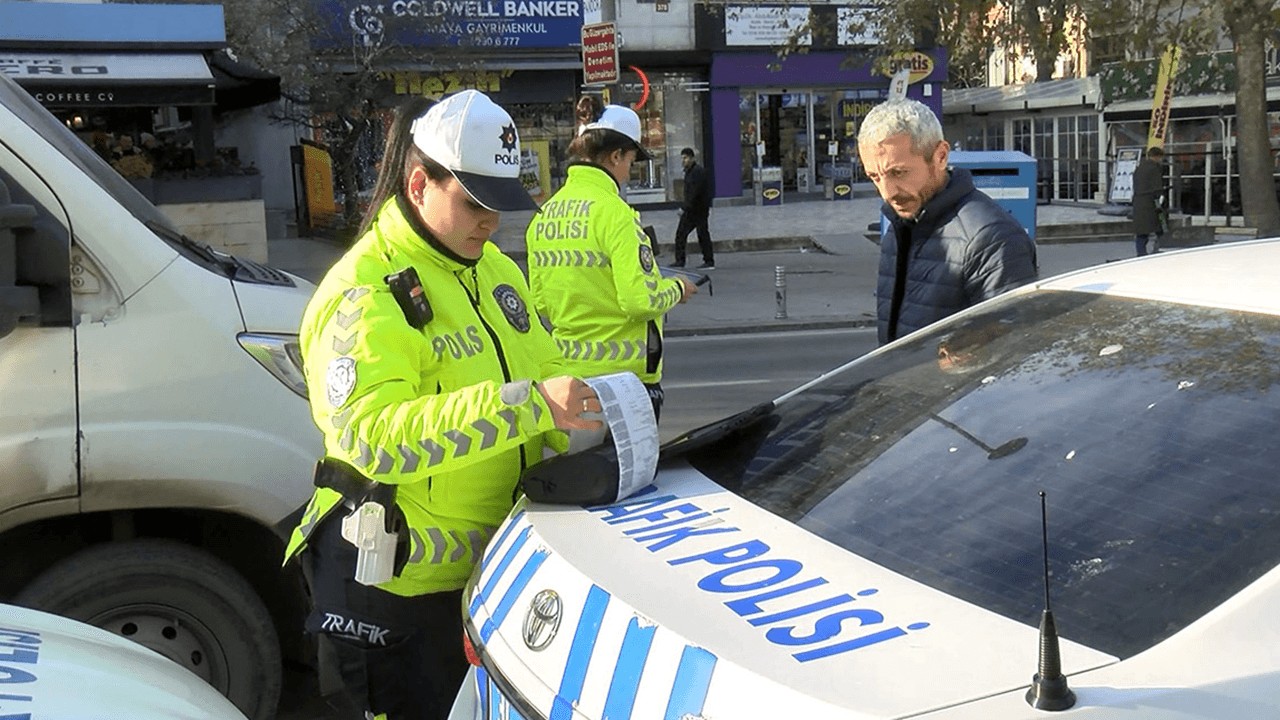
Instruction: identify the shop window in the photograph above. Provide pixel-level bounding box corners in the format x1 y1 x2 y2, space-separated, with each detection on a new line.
1033 118 1054 202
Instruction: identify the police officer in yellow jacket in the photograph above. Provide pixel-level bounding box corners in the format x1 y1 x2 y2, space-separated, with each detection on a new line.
284 91 602 720
527 96 696 421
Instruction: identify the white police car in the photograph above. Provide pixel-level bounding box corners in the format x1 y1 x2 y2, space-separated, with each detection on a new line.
452 239 1280 719
0 602 247 718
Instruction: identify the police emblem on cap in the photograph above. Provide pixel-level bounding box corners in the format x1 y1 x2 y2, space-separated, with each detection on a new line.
499 124 518 152
326 356 357 408
493 284 530 333
639 244 655 272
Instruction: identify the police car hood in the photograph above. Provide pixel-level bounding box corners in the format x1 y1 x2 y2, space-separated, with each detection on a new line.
467 466 1118 719
0 603 246 719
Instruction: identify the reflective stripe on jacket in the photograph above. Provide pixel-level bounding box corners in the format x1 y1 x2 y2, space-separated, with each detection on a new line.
526 163 683 383
284 196 564 596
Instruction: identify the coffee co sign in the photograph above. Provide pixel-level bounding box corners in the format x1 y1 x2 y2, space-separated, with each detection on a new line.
1 53 215 107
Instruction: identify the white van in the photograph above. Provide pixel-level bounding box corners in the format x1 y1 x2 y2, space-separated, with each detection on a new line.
0 601 248 719
0 73 320 719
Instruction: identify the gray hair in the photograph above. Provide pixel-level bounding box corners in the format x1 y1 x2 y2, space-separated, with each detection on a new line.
857 99 944 157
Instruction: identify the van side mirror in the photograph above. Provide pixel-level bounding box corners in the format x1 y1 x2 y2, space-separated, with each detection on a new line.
0 180 40 340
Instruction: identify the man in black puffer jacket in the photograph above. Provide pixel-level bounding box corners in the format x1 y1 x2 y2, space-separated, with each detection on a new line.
858 100 1038 345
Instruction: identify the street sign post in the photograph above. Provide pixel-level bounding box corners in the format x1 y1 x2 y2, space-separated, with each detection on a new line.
581 22 618 85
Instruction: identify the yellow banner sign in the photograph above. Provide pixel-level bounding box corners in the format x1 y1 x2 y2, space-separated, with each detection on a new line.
1148 45 1181 148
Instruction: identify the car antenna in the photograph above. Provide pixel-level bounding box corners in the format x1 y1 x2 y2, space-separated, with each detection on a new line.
1025 490 1077 711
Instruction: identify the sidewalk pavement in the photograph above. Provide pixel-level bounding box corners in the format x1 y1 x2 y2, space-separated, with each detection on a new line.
266 196 1230 337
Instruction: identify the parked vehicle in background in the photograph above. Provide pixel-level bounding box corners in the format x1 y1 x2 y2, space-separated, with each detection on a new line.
0 72 319 719
454 240 1280 719
0 602 249 719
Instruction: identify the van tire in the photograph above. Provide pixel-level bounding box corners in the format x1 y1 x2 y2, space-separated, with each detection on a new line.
14 538 282 720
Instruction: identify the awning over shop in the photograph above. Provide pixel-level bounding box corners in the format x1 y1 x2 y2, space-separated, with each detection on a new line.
1 52 215 107
944 77 1100 115
1102 86 1280 122
209 50 281 112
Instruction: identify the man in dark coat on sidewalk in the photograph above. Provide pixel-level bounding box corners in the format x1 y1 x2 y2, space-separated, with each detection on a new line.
1131 146 1166 257
858 99 1038 345
672 147 715 269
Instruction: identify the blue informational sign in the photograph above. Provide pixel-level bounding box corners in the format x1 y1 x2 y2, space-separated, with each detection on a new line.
314 0 584 49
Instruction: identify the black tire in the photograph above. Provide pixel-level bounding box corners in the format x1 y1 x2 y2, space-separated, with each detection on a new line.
14 538 282 720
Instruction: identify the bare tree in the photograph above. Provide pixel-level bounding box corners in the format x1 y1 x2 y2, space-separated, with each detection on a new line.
217 0 392 231
1091 0 1279 233
219 0 500 235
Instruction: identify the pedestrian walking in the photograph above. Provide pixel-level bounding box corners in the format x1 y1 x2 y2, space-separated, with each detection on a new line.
526 96 697 421
858 99 1037 345
283 90 602 720
671 146 715 269
1132 146 1167 257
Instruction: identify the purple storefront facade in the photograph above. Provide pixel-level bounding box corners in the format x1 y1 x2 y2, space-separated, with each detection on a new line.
708 49 948 201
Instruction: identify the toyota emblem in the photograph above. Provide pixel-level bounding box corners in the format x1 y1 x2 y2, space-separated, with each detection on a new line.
522 589 562 651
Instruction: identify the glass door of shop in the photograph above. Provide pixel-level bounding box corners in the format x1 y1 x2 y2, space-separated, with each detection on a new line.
755 92 814 193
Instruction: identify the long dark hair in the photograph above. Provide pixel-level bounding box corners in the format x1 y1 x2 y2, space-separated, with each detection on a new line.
358 96 451 236
567 95 636 164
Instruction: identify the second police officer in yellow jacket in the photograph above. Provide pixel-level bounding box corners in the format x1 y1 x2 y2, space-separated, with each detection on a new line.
284 91 603 720
526 96 697 421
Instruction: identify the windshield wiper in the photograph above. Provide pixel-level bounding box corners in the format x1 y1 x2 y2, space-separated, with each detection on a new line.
659 401 776 460
145 220 239 274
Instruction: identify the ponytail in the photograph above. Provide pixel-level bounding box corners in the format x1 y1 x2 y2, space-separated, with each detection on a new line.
358 95 450 236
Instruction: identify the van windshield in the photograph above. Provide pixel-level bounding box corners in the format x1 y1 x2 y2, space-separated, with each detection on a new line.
0 75 181 235
681 290 1280 659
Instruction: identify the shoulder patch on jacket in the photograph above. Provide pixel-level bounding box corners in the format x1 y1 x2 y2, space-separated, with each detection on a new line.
639 244 655 272
493 284 531 333
326 356 357 407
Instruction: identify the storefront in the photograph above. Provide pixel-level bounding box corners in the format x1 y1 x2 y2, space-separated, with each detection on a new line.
709 50 946 200
0 3 268 178
1103 89 1280 219
605 66 708 206
0 2 281 259
1096 48 1280 221
374 66 581 203
314 0 589 205
943 78 1103 203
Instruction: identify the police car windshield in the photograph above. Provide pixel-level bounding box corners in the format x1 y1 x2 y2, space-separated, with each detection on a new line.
686 290 1280 659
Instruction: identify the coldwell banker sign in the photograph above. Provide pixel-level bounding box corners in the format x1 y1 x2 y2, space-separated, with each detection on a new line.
316 0 584 49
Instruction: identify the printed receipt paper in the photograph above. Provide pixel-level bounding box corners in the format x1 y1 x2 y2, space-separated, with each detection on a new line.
567 372 660 501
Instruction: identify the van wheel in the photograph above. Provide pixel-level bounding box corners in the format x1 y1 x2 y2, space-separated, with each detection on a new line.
14 538 281 720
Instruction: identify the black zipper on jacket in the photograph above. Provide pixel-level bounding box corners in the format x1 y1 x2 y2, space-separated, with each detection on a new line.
456 266 531 485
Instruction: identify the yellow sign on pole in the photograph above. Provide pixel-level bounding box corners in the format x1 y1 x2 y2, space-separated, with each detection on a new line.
1148 45 1181 149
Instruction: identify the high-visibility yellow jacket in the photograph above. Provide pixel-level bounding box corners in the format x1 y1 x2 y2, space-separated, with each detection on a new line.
526 163 684 384
284 196 565 596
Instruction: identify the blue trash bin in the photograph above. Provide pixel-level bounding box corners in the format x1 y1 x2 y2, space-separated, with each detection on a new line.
949 150 1037 240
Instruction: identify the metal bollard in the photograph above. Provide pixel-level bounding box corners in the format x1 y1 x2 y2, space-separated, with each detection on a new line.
774 265 787 319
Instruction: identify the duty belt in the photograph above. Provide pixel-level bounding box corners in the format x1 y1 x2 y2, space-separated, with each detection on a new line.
310 458 411 576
